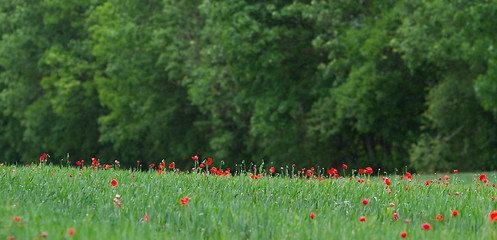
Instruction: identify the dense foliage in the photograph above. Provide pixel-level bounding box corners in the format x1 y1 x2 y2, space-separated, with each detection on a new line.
1 0 496 171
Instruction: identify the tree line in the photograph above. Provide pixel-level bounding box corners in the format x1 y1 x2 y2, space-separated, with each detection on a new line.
1 0 496 172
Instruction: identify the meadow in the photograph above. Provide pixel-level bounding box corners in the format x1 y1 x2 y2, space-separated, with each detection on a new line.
2 159 497 240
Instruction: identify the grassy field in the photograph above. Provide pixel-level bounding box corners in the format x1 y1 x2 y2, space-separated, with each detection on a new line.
2 162 497 239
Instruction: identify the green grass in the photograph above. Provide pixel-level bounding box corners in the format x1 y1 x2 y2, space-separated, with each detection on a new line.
2 164 497 239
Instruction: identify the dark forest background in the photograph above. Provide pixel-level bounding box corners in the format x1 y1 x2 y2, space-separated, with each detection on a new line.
1 0 497 172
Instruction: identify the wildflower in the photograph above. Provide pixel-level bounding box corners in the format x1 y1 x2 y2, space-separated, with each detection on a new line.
306 170 312 176
385 179 391 186
490 211 497 222
387 189 392 194
180 197 190 205
41 232 48 238
359 169 365 174
342 164 347 169
150 164 155 168
405 219 411 223
328 168 337 175
111 179 118 187
400 231 407 238
206 158 212 165
393 213 399 221
200 164 205 168
479 174 487 182
76 161 81 166
436 215 443 221
14 216 20 222
455 192 460 196
390 203 395 207
452 210 458 217
454 169 458 173
406 186 409 190
365 167 373 174
169 163 174 169
310 212 315 219
421 223 431 230
92 158 97 165
270 167 275 173
68 228 75 236
137 161 140 164
192 156 198 160
444 175 449 180
359 216 366 222
144 214 149 222
362 199 369 205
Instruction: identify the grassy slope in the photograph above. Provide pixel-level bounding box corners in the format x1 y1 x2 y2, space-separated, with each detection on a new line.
1 164 497 239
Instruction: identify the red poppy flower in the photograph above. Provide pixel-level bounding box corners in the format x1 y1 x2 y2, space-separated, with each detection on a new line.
41 232 48 238
68 228 76 236
362 199 369 205
342 164 347 169
180 197 190 205
92 158 97 165
393 213 399 221
40 156 44 161
200 164 205 168
150 164 155 168
452 210 458 217
169 163 174 169
454 169 458 173
76 161 81 166
365 167 373 174
421 223 431 230
310 212 315 219
385 179 391 186
358 169 364 174
390 203 395 207
144 214 149 222
111 179 118 187
490 211 497 222
436 215 443 221
306 170 312 176
13 216 20 222
192 155 198 161
479 174 487 182
444 175 449 180
206 158 212 165
270 167 275 173
359 216 366 222
400 231 407 238
137 161 140 164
